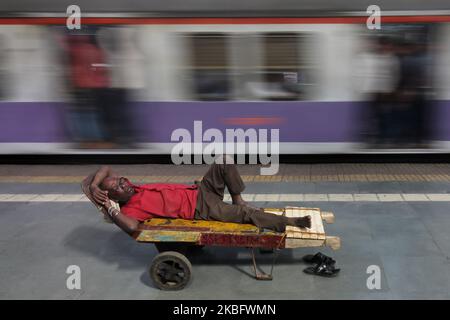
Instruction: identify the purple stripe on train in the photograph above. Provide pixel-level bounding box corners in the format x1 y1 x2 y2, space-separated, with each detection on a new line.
0 102 67 143
0 101 447 143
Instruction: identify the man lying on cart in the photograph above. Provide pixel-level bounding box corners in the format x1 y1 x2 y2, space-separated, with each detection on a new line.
87 156 311 235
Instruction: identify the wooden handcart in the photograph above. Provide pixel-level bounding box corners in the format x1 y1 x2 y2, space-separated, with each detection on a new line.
82 178 340 290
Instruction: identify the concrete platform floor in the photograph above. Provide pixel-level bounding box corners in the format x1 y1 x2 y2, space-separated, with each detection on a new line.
0 165 449 299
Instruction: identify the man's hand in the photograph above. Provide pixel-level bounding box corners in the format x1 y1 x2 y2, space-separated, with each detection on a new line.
91 185 109 206
103 198 113 210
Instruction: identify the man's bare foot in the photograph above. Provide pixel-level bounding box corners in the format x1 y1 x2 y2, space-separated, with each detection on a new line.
289 216 312 229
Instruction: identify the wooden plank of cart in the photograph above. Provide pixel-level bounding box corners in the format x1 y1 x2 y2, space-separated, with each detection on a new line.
133 207 340 291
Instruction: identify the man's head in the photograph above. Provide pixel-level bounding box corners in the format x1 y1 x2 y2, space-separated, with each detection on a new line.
100 176 135 203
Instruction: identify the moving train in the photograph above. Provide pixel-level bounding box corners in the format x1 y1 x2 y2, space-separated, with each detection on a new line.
1 2 450 155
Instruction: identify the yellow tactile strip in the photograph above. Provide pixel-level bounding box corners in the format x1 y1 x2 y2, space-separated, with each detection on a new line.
1 174 450 183
2 163 450 182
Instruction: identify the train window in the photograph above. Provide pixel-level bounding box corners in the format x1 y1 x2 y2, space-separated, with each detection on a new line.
246 33 316 101
188 33 230 101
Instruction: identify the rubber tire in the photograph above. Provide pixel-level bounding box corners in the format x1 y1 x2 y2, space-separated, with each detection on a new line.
150 251 193 291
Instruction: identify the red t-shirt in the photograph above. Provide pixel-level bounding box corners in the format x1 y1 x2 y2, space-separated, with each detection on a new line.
121 183 199 221
69 38 110 88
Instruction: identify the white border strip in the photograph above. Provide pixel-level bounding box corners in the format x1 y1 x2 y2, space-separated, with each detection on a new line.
2 193 450 202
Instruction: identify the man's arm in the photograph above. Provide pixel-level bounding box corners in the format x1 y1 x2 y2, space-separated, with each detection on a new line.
90 165 116 205
104 200 140 235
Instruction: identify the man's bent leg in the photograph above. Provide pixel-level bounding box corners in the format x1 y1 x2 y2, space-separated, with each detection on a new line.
206 202 289 233
196 155 312 231
195 190 312 232
200 155 245 199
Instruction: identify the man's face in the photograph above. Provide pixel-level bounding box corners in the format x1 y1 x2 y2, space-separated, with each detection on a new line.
100 177 135 202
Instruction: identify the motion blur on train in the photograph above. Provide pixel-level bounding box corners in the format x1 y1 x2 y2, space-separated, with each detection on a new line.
0 15 449 154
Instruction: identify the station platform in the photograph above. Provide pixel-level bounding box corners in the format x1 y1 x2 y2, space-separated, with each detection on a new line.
0 163 449 299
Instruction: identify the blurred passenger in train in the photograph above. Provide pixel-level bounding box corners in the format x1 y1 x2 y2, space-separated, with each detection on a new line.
396 39 431 147
386 38 411 146
64 33 111 148
0 34 6 100
97 27 146 148
356 36 400 147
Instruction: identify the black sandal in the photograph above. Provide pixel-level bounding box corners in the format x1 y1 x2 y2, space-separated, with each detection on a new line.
302 252 336 266
303 261 340 278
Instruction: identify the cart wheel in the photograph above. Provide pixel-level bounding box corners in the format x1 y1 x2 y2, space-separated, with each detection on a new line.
150 251 192 291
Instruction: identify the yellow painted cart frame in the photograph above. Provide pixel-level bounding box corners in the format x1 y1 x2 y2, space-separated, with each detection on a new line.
134 207 340 251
